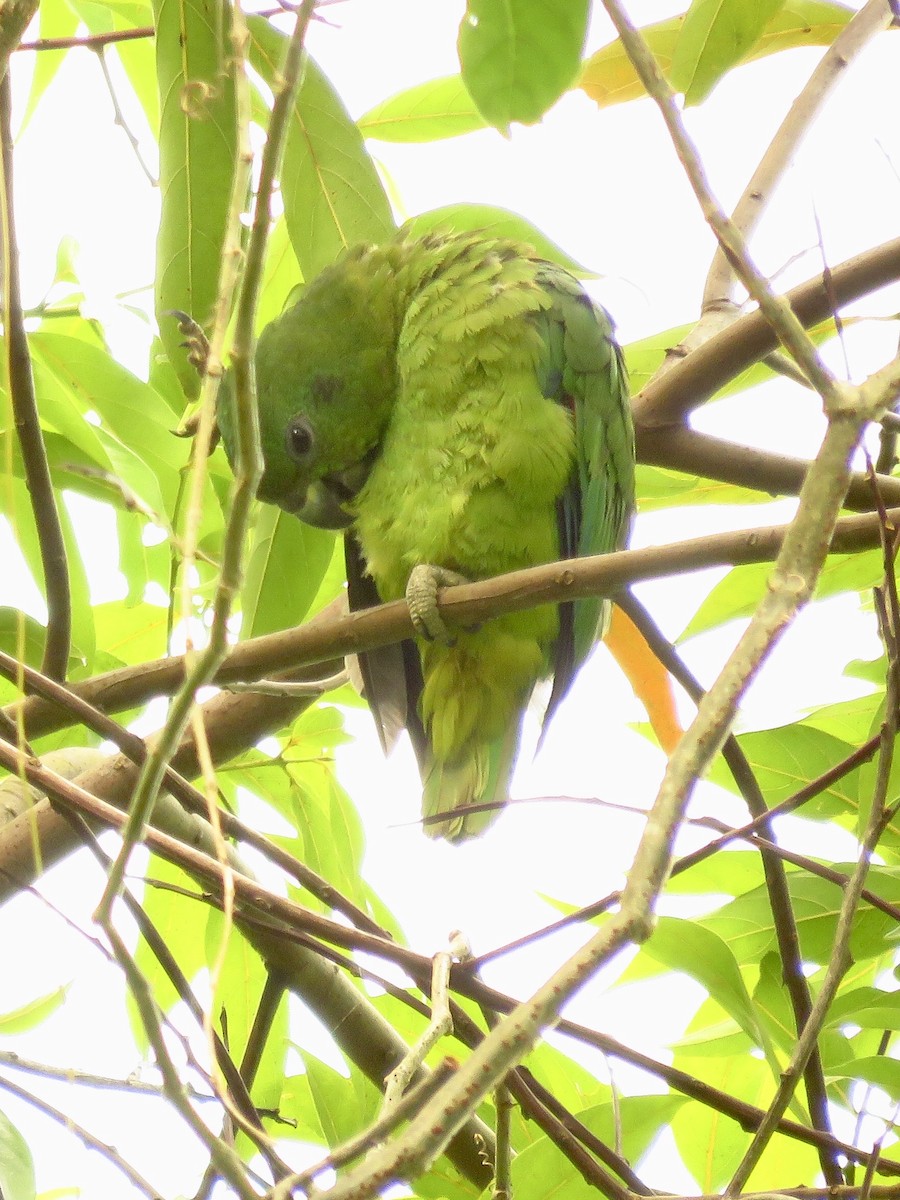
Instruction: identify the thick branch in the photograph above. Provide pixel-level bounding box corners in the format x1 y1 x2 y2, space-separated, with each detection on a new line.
638 424 900 510
9 504 900 741
634 235 900 428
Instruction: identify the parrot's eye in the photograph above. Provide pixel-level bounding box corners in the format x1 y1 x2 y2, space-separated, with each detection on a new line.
286 415 315 464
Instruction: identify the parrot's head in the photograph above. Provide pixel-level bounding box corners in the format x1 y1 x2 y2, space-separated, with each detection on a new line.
219 247 401 529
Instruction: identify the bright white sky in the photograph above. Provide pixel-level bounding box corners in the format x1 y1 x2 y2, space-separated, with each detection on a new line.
2 2 899 1195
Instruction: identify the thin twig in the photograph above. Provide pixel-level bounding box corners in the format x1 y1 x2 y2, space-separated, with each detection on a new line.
0 1070 160 1198
0 1049 214 1099
92 44 156 185
0 73 70 680
703 0 894 310
600 3 842 407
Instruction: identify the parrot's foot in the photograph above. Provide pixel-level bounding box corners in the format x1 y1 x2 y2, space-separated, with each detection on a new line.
406 564 469 643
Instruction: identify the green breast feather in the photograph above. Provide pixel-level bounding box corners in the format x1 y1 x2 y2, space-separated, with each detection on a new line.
219 230 635 841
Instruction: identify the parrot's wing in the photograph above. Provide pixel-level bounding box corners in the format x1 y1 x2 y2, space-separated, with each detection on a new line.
344 533 429 766
535 265 635 728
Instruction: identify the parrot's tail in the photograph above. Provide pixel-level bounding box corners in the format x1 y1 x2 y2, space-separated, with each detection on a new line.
420 721 521 842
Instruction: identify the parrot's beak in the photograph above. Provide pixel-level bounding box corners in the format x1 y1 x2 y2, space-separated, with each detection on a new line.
290 452 378 530
296 479 355 529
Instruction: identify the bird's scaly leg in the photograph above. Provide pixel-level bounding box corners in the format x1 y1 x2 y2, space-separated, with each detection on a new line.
406 564 470 643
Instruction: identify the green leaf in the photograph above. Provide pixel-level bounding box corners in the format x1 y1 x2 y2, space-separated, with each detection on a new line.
254 215 304 333
301 1051 380 1146
666 848 765 896
132 856 208 1045
671 1046 820 1189
0 1109 35 1200
358 74 486 143
509 1095 686 1200
680 550 883 640
93 599 169 666
824 987 900 1029
643 917 767 1050
671 0 786 105
580 2 854 109
703 867 900 967
707 723 863 819
0 609 50 670
248 19 395 279
636 464 771 510
284 745 367 907
30 331 186 518
829 1055 900 1102
357 73 487 142
458 0 589 132
154 0 238 397
0 986 68 1034
241 506 335 639
404 205 593 276
19 0 80 131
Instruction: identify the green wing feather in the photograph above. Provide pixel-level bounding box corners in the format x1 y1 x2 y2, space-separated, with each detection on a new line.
533 263 635 728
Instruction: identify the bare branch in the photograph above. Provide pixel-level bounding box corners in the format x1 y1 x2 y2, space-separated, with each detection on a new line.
634 237 900 429
703 0 895 310
0 73 71 679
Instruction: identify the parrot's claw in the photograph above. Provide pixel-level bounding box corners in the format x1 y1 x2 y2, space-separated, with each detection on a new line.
406 564 469 644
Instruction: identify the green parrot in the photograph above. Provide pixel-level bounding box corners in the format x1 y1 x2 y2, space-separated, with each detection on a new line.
219 230 635 841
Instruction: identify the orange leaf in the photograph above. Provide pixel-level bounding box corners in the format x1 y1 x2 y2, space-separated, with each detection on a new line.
605 604 684 755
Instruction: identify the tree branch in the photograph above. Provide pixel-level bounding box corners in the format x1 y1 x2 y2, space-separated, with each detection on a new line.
0 73 71 680
638 424 900 510
702 0 894 310
634 235 900 429
8 503 900 742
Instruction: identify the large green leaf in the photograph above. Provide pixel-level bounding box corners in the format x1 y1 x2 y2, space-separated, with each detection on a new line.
704 867 900 966
828 1055 900 1104
300 1050 380 1147
706 723 863 817
643 916 770 1052
0 1109 34 1200
458 0 589 132
580 1 854 109
207 911 289 1120
670 1045 820 1190
19 0 80 131
132 854 208 1047
248 19 394 279
680 550 883 640
509 1095 687 1200
30 331 186 518
671 0 786 105
240 505 335 640
93 598 169 666
154 0 238 397
636 464 771 510
358 74 486 143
